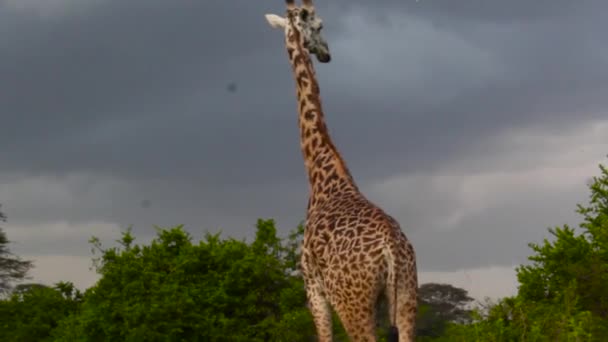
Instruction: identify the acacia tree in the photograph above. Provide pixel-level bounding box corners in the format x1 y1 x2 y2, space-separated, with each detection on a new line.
0 205 33 294
416 283 473 338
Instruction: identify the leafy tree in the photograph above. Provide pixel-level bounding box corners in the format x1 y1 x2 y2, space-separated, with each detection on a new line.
53 219 316 341
432 160 608 341
0 281 81 342
513 162 608 337
12 282 50 294
0 205 33 294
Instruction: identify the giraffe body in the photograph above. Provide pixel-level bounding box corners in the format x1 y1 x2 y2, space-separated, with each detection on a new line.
303 191 417 342
265 2 417 341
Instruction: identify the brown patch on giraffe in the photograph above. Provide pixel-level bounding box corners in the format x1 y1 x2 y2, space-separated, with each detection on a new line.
304 110 316 121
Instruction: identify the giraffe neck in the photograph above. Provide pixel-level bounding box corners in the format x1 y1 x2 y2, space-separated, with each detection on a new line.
284 26 359 211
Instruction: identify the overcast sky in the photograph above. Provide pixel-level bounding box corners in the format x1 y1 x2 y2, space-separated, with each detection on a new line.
2 0 607 301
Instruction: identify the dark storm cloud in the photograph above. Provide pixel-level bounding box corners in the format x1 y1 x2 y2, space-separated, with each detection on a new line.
410 178 591 271
317 0 608 180
1 0 288 173
342 0 588 22
2 0 608 271
2 0 607 182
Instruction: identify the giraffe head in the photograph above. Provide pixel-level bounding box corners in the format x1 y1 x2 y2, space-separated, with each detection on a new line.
265 0 331 63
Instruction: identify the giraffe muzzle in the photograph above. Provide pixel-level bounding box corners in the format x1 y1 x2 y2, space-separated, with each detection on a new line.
316 53 331 63
313 42 331 63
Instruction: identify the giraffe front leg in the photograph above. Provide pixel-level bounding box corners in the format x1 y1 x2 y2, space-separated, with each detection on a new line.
305 280 333 342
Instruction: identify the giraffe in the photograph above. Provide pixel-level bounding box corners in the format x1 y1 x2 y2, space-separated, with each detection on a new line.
265 1 418 341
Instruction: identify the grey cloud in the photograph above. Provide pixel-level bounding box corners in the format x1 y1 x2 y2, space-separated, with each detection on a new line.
1 0 297 181
337 0 592 23
2 0 607 272
410 181 590 271
3 0 607 183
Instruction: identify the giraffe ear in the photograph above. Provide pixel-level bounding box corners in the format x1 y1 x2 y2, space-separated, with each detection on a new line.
265 14 287 29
